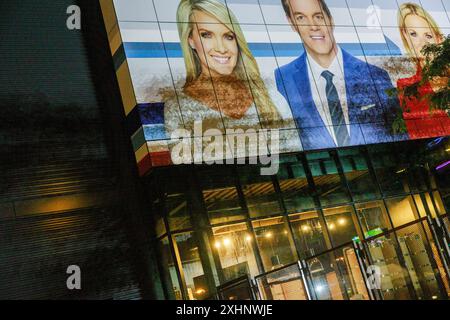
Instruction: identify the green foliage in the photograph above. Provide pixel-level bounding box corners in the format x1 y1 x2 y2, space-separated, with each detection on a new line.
389 35 450 134
392 109 407 135
420 34 450 111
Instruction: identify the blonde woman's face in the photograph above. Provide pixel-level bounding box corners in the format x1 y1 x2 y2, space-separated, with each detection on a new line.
189 10 239 77
403 14 440 59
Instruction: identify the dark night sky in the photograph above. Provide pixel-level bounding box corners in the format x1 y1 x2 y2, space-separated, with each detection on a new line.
0 0 98 108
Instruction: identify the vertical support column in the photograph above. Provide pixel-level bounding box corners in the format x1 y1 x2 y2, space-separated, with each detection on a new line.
169 234 189 299
429 215 450 280
298 260 313 300
187 166 224 298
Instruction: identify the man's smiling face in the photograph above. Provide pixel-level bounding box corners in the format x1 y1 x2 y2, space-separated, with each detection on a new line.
287 0 337 63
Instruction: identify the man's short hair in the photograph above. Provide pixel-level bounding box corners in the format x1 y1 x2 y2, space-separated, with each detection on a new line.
281 0 333 20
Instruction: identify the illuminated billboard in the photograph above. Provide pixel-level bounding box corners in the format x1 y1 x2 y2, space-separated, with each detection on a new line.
100 0 450 176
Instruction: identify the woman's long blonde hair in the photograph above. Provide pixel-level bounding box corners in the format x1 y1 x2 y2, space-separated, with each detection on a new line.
176 0 281 124
398 2 443 58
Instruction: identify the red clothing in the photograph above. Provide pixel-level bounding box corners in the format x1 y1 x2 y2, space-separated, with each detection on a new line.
397 66 450 139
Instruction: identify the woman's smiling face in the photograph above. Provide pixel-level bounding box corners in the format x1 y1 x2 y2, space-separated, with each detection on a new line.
189 10 239 77
403 14 440 59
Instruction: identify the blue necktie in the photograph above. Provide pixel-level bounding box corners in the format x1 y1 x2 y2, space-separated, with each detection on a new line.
321 70 349 146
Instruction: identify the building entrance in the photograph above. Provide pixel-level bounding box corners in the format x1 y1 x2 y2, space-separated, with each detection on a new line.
251 214 450 300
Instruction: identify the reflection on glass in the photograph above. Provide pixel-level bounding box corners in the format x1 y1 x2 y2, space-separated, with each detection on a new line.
152 198 166 238
406 164 431 193
277 156 315 212
424 192 438 218
158 237 182 300
212 223 259 282
413 194 428 218
198 166 246 225
289 211 328 259
307 254 339 300
355 201 392 238
307 152 351 206
432 191 446 216
364 233 414 300
338 149 380 201
323 206 360 247
444 215 450 234
368 145 410 196
237 166 283 218
413 193 440 218
174 232 207 300
166 192 192 231
385 196 419 227
306 246 369 300
252 217 296 271
341 247 370 300
256 264 309 300
159 168 192 231
421 219 450 297
395 223 446 300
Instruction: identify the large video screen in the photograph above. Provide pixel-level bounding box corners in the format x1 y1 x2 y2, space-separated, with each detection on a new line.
103 0 450 168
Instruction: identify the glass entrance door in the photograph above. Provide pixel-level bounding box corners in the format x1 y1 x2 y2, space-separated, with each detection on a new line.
255 262 310 300
359 218 449 300
304 244 369 300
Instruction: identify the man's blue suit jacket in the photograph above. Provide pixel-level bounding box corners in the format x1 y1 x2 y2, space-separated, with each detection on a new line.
275 49 408 150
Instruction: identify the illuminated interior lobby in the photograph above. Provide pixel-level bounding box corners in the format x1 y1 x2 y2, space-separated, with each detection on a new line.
145 140 450 300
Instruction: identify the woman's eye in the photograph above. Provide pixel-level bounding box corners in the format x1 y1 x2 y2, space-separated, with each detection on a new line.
296 15 305 21
410 31 417 37
200 32 212 39
425 34 433 40
316 15 324 20
225 34 235 41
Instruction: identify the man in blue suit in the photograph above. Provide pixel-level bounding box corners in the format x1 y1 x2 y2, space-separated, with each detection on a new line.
275 0 408 150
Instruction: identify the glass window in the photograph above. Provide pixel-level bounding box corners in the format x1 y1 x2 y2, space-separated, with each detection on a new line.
307 152 351 206
413 193 440 218
157 168 192 231
212 223 260 282
197 166 246 225
289 211 328 259
338 149 380 202
152 197 166 238
237 165 283 218
413 194 428 218
355 201 392 238
385 196 420 228
277 156 315 213
406 164 431 193
424 193 439 218
367 145 410 196
395 221 448 300
165 192 192 231
174 232 207 300
433 191 447 216
158 237 182 300
252 216 297 271
147 175 167 237
323 206 361 247
305 245 369 300
368 142 435 195
363 231 416 300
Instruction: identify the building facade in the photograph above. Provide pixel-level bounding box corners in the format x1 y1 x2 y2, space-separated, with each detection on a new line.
1 0 449 301
146 140 450 300
98 0 450 300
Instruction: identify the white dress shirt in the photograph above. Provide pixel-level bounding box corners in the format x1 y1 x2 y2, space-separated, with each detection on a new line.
306 47 350 146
